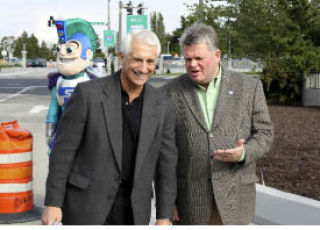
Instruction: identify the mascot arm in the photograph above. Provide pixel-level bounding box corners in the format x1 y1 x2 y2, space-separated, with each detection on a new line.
46 86 60 146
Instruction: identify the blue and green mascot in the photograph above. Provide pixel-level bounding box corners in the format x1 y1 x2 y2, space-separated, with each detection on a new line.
46 18 101 153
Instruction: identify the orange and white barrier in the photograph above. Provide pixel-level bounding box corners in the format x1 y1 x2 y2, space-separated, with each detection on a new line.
0 121 33 214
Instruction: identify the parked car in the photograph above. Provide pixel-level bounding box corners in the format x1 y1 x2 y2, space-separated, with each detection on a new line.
26 59 32 67
31 58 47 67
93 57 106 73
93 57 106 68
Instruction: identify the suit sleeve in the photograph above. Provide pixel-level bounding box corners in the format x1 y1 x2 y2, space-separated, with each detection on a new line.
45 84 87 207
155 100 178 220
243 80 274 165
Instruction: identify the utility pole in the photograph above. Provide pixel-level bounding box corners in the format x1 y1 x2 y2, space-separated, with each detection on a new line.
199 0 203 22
107 0 111 30
117 1 148 53
21 43 27 68
117 1 123 54
106 0 112 75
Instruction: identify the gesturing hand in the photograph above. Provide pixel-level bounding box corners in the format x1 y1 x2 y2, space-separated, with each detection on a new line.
213 139 245 162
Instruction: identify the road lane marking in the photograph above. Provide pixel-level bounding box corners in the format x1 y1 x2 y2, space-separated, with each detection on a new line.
0 87 24 89
29 105 48 113
0 86 47 103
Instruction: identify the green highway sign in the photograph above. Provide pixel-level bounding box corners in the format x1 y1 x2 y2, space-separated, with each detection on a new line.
104 30 115 47
126 15 148 33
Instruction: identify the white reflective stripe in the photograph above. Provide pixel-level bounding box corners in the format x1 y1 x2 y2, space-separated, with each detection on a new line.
0 181 32 193
0 152 32 164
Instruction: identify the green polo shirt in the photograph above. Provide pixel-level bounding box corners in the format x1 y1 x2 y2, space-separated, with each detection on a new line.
196 67 245 162
196 69 222 130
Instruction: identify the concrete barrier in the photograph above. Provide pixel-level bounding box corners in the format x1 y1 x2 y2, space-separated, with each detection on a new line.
255 184 320 225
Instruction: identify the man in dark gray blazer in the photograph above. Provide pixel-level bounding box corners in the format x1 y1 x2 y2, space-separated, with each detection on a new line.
163 23 274 225
42 30 177 225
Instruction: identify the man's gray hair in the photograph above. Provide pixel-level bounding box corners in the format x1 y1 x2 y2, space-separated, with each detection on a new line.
121 30 161 56
180 23 220 53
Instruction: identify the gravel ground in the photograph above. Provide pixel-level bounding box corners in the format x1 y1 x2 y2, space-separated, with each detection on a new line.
257 105 320 201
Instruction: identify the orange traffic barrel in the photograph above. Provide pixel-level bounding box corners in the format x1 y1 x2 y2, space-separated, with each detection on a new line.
0 121 33 214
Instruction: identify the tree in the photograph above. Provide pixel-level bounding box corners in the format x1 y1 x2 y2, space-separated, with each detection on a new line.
169 1 226 55
13 31 42 59
94 32 105 58
150 12 168 54
13 31 57 60
1 36 15 59
179 0 320 103
40 41 49 59
13 31 28 58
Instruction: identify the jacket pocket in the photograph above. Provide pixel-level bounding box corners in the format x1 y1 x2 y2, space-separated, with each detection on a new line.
240 174 259 185
68 172 90 189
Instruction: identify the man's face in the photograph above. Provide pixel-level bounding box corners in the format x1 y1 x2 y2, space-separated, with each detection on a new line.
56 40 92 76
119 39 157 89
183 42 221 87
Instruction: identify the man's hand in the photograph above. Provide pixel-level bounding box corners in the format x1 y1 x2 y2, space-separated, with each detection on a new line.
156 218 172 225
213 139 245 162
42 206 62 225
173 205 180 222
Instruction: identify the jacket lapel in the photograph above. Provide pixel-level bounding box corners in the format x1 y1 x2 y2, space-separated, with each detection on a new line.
134 84 157 181
212 69 235 131
181 75 209 132
101 72 122 172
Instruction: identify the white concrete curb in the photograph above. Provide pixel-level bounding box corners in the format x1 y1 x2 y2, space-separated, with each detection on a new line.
255 184 320 225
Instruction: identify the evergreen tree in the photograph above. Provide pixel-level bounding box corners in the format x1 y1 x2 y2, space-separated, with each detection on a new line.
94 32 105 58
150 12 168 54
40 41 49 60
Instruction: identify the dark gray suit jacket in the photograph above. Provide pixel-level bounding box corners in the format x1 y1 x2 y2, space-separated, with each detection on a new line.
45 71 178 225
163 68 274 225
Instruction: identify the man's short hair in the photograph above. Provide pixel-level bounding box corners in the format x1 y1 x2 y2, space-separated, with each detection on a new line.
180 23 220 53
121 30 161 56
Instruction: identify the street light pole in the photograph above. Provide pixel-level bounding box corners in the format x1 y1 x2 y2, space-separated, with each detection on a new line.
167 41 171 54
117 1 123 54
107 0 111 30
199 0 203 22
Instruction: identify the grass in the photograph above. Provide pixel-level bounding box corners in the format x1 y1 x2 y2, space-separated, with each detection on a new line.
0 64 21 68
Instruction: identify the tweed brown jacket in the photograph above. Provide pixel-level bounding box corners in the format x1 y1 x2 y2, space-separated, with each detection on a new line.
163 68 274 224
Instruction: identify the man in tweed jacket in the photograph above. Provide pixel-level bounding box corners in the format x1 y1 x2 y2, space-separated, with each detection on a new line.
163 23 274 225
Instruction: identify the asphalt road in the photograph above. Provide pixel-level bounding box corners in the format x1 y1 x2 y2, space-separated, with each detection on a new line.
0 67 175 225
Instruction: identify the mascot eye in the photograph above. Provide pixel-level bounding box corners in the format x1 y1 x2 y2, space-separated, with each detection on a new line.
56 46 60 52
66 46 74 54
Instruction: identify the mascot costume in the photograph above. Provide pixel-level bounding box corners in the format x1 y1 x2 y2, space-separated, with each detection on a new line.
46 18 99 153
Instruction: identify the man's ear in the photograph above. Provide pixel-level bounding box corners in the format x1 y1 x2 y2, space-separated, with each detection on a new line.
86 49 93 61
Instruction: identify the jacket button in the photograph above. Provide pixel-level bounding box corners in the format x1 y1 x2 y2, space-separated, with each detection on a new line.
114 176 121 183
208 132 214 138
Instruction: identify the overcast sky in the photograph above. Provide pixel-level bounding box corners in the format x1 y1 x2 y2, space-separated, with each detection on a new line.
0 0 200 46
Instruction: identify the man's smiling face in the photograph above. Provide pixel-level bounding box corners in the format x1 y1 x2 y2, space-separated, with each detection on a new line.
56 40 92 76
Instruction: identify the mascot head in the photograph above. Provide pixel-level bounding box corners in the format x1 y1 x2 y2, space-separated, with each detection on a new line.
55 18 97 76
